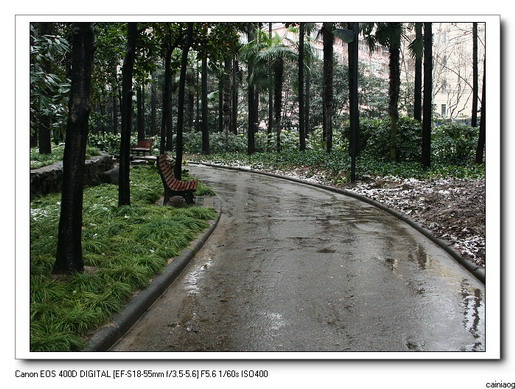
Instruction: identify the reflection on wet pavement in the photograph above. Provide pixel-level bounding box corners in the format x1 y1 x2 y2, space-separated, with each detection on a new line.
460 279 484 351
111 166 485 353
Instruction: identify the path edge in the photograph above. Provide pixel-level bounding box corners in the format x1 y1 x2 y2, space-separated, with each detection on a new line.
196 162 485 284
83 196 222 352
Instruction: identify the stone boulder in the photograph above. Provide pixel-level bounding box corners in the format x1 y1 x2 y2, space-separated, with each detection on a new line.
30 152 113 199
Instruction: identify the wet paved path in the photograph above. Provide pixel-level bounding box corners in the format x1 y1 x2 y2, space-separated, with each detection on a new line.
111 165 484 352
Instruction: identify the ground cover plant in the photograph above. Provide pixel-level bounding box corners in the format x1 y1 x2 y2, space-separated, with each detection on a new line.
193 149 485 182
30 144 100 169
30 164 216 351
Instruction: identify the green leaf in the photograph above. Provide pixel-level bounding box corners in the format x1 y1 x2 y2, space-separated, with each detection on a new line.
333 28 355 43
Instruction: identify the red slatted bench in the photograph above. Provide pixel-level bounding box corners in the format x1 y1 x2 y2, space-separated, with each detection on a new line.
131 139 154 156
157 154 198 205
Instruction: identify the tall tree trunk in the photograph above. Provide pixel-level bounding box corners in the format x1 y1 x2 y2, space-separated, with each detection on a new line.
274 57 284 151
422 22 433 168
414 23 423 122
174 23 193 180
218 72 224 133
223 57 232 135
195 64 200 133
54 22 94 274
159 47 173 154
305 68 311 135
231 58 239 134
268 22 274 149
150 74 157 135
388 22 401 161
322 22 334 152
166 74 175 151
187 69 195 132
118 22 137 207
247 81 257 155
137 84 145 140
475 60 486 163
30 127 38 147
471 22 479 127
298 22 306 151
201 56 210 155
112 75 118 135
247 26 257 155
38 22 53 155
348 22 360 183
99 99 106 136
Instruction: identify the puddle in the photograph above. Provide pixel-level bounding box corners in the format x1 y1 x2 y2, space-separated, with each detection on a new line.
184 257 213 296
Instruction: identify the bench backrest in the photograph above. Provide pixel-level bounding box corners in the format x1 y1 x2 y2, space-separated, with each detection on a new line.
137 139 153 148
157 154 175 184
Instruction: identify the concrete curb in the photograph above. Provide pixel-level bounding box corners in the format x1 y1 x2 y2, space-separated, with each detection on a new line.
195 162 485 284
83 196 222 352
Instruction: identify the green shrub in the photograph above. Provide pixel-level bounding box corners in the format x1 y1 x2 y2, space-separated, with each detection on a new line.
306 127 350 152
347 117 422 162
432 122 478 165
88 133 162 156
88 133 121 154
183 131 248 154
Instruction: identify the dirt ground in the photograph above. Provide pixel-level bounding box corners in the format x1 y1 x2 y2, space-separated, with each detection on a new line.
263 167 486 268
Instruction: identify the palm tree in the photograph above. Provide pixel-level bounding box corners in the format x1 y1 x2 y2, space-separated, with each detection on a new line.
174 22 193 180
240 25 295 151
201 54 209 155
298 22 306 151
409 23 424 121
422 22 433 168
322 22 334 152
268 23 274 148
154 23 181 154
363 22 403 160
348 22 360 183
301 24 318 138
242 24 259 154
285 22 317 150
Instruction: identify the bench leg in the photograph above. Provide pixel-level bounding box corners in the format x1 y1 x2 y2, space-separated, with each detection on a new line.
163 189 171 205
184 192 195 205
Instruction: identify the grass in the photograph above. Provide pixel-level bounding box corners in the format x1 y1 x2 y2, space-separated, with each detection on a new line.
30 164 217 351
191 149 485 183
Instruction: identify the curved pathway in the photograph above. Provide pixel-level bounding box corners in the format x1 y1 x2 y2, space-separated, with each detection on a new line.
111 165 484 352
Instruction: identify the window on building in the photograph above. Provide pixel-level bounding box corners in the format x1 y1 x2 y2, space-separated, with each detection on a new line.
441 104 447 118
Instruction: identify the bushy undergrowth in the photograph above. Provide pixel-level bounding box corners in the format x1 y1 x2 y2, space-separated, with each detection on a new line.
432 122 479 164
30 165 216 351
85 116 481 167
194 149 485 183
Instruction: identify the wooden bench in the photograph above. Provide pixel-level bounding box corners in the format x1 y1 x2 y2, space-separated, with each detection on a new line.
131 139 154 156
157 154 198 205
